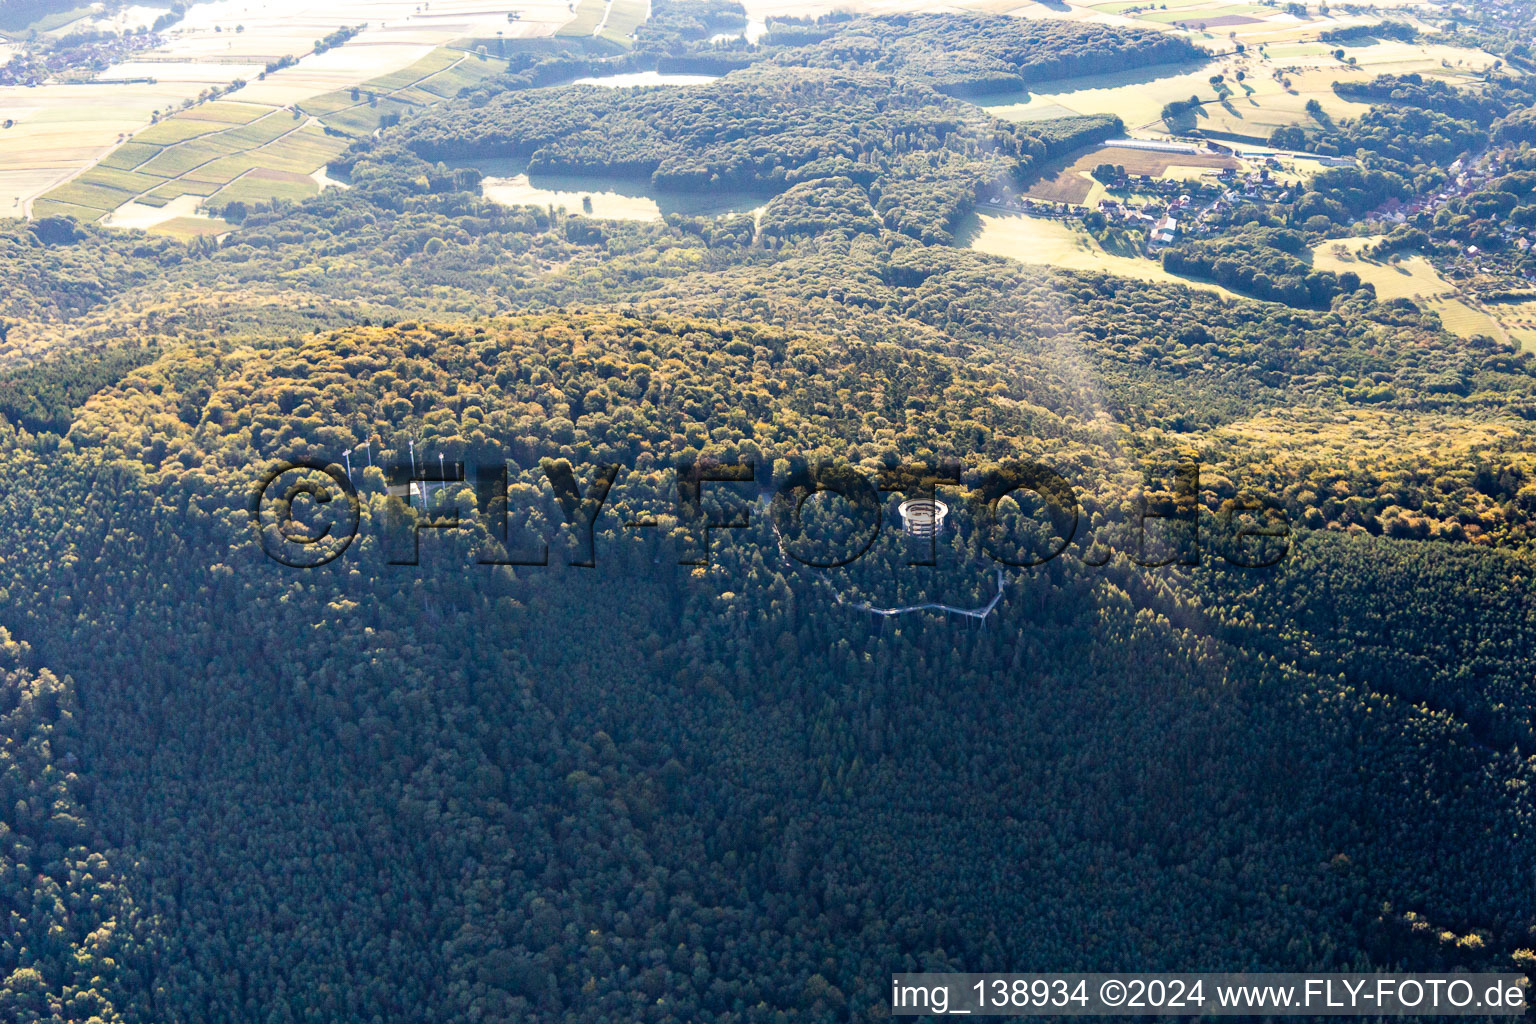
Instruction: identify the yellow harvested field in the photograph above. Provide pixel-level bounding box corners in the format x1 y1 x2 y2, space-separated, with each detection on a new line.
1194 71 1374 141
2 0 559 213
599 0 650 42
36 38 507 225
102 194 209 230
1 167 72 219
0 82 203 212
234 42 446 106
481 170 766 220
979 41 1496 139
1311 237 1454 302
484 174 662 220
964 212 1242 298
159 0 566 62
1157 161 1233 182
152 215 235 240
1311 237 1531 345
978 60 1216 129
559 0 610 36
1428 298 1510 343
1095 145 1239 177
1026 144 1237 203
1486 300 1536 353
98 60 268 84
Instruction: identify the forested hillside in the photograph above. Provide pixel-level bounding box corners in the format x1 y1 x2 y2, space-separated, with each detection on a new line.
632 7 1204 90
0 0 1533 1020
0 302 1528 1021
390 69 1118 244
759 13 1204 95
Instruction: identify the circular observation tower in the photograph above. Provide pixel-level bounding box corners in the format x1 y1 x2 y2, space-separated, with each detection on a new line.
897 498 950 538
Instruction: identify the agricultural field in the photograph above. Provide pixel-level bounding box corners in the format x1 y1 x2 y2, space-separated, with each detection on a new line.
977 55 1346 134
292 48 508 133
154 0 565 64
1073 0 1441 53
1137 5 1274 28
1026 165 1099 205
36 112 343 228
555 0 657 43
0 80 205 213
102 193 207 229
1427 297 1517 345
1484 301 1536 352
598 0 650 45
1310 236 1531 345
40 3 166 35
479 165 767 220
1025 142 1238 204
28 198 109 222
1190 66 1375 140
97 59 268 85
32 46 507 230
209 168 328 205
963 211 1241 298
152 215 234 240
1089 143 1240 178
979 39 1497 141
1 0 548 216
8 4 94 33
1311 236 1455 302
1311 236 1536 349
560 0 611 36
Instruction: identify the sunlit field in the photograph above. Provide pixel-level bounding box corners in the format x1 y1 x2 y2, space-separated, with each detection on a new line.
1309 237 1530 346
979 40 1496 139
1487 301 1536 352
1024 142 1239 204
963 211 1241 298
0 81 214 214
1428 297 1516 345
30 47 508 229
480 166 768 220
0 0 551 214
483 175 670 221
1311 236 1455 302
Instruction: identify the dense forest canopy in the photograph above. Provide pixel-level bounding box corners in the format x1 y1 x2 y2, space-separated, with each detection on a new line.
0 295 1529 1021
757 12 1205 96
0 0 1533 1020
388 68 1119 244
